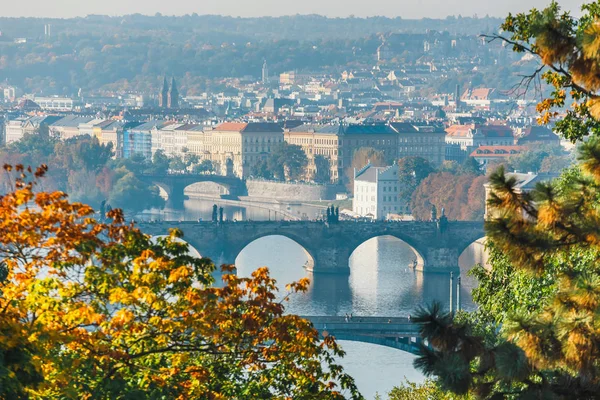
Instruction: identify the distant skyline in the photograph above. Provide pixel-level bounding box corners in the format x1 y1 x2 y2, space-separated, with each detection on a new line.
0 0 586 19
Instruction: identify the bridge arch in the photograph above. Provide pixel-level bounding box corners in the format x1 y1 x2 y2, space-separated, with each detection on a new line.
184 181 232 197
458 236 488 269
330 334 420 354
349 234 425 270
233 233 316 272
150 235 202 258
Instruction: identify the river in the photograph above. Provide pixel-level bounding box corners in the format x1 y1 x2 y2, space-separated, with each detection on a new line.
138 198 486 399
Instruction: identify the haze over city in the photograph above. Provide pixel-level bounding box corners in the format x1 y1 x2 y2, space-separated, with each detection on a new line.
3 0 600 399
1 0 587 18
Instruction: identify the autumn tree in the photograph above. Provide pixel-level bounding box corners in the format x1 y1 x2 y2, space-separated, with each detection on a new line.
0 164 361 399
410 172 485 221
413 3 600 395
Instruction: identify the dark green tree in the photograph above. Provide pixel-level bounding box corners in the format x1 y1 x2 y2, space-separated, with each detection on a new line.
151 150 170 175
250 158 273 179
314 154 331 183
108 172 165 213
192 159 215 174
397 156 436 200
459 157 483 176
267 142 308 181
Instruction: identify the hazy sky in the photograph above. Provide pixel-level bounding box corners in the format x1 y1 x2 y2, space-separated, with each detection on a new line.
0 0 587 19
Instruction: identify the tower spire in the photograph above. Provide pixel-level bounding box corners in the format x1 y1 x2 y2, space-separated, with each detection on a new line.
168 77 179 108
159 76 169 108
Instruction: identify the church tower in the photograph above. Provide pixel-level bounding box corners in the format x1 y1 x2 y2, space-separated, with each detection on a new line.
159 76 169 108
168 77 179 109
262 60 269 84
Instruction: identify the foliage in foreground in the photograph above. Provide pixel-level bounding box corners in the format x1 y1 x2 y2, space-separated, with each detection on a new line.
0 164 361 399
412 137 600 398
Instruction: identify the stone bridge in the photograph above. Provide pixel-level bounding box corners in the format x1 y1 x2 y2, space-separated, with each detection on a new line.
139 173 246 208
303 316 422 354
136 220 485 274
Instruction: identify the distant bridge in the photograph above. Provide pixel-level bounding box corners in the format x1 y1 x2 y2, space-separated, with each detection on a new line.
303 316 422 354
139 173 246 208
136 220 485 273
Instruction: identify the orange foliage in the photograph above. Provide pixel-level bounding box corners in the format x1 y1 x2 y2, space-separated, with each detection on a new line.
0 165 360 399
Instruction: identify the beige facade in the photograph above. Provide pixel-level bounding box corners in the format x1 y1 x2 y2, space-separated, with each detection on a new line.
210 122 284 178
284 125 341 182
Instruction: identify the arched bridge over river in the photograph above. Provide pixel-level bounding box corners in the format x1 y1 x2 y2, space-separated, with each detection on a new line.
137 220 485 274
139 173 246 208
303 316 422 354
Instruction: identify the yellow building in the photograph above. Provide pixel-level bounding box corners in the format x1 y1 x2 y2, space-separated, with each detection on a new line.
210 122 284 178
284 124 342 182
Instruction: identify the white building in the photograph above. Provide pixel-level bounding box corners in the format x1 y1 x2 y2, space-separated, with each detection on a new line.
4 118 26 144
352 162 406 220
33 96 74 111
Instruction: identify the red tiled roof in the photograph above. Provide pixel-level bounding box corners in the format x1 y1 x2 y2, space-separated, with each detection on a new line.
445 124 473 137
214 122 248 131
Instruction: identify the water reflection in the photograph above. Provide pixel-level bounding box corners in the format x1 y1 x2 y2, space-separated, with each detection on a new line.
147 198 486 399
234 235 479 317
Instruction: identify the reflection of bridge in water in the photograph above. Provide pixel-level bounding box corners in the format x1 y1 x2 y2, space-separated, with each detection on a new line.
303 316 422 354
137 220 485 274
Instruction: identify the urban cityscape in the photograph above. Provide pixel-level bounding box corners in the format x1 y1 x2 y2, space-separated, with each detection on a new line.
1 1 599 399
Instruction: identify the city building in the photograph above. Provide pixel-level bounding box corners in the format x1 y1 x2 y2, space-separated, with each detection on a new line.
49 116 96 140
33 96 75 111
340 124 399 172
470 145 526 171
284 124 343 182
159 77 169 108
168 78 179 109
515 125 561 146
121 121 165 159
445 123 515 162
391 122 446 166
262 60 269 84
353 162 406 219
93 120 123 155
210 122 284 178
4 115 62 144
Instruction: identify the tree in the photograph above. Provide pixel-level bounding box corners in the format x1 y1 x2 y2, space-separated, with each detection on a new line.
414 141 600 397
0 164 361 399
410 172 485 221
487 1 600 142
539 153 573 173
397 156 436 200
267 142 308 181
506 148 549 173
184 152 200 168
192 159 215 174
108 171 165 213
151 149 170 174
346 147 387 192
250 158 273 180
458 157 482 176
387 380 471 399
168 155 187 173
314 154 331 183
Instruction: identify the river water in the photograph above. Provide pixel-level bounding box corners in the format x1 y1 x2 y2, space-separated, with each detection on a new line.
139 198 485 399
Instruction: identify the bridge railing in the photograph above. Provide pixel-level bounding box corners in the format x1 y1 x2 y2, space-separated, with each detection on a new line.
301 316 421 336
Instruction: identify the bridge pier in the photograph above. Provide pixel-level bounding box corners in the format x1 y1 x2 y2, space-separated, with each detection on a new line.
420 247 461 273
165 184 187 209
308 247 352 274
